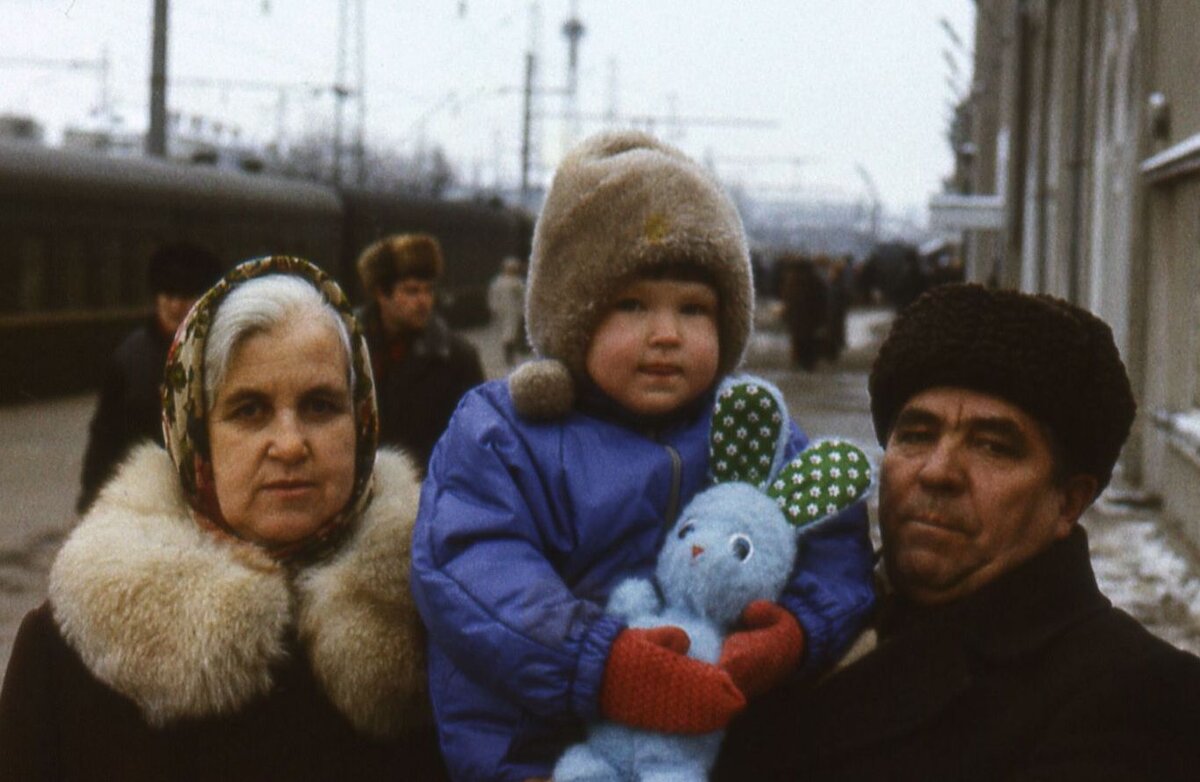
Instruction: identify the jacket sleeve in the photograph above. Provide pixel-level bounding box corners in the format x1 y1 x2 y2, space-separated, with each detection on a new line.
410 391 624 723
0 603 64 780
777 422 877 671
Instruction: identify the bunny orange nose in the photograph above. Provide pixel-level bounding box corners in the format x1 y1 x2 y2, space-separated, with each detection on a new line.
691 545 704 559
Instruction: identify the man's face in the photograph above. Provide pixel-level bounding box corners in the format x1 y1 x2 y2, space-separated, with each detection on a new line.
155 292 199 336
376 278 435 336
878 387 1096 605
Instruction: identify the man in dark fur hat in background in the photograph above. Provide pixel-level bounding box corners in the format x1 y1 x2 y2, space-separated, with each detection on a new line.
77 242 223 514
355 233 484 473
716 283 1200 781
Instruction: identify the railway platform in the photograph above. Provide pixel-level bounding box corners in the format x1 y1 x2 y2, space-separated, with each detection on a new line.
2 308 1200 675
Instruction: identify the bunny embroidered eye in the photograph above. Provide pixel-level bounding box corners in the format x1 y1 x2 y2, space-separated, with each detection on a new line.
729 533 754 562
677 521 696 540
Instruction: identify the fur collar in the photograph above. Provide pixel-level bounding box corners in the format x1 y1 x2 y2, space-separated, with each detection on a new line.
50 444 429 738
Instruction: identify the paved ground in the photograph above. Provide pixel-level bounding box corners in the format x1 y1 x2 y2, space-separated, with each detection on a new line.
2 306 1199 677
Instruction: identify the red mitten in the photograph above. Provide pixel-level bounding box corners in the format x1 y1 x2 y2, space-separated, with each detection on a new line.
718 600 804 699
599 626 746 734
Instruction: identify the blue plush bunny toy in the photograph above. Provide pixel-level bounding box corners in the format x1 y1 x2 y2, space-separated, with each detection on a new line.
553 376 872 782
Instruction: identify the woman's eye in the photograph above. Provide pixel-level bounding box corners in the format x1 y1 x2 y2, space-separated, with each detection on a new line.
729 533 753 562
677 522 695 540
307 397 341 415
231 401 263 420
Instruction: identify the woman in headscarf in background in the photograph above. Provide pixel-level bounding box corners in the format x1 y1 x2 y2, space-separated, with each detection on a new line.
0 256 447 781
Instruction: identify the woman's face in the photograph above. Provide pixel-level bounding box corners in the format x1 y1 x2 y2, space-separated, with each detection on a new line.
208 317 356 547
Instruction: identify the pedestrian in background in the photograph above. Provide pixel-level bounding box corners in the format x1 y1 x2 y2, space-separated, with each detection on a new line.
355 234 485 473
76 242 223 514
488 255 527 366
777 253 828 371
0 257 447 780
716 283 1200 780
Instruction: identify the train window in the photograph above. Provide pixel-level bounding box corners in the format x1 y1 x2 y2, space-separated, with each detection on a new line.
127 238 157 306
59 238 88 311
94 236 124 308
18 236 47 312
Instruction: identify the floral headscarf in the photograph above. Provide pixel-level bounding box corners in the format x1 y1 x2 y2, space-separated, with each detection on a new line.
161 255 379 561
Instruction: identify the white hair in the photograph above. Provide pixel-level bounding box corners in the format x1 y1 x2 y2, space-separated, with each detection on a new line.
204 274 355 410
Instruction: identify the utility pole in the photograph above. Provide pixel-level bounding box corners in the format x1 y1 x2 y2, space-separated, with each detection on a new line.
561 0 584 154
855 163 882 241
520 51 536 206
354 0 367 186
333 0 350 185
147 0 170 156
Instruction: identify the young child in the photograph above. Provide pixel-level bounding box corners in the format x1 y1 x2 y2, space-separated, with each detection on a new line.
410 131 875 782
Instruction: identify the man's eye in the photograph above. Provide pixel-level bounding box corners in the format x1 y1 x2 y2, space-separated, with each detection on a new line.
977 438 1019 457
892 428 934 445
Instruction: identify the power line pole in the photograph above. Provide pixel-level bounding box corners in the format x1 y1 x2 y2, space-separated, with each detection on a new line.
333 0 350 185
560 0 585 154
520 50 536 206
147 0 170 156
354 0 366 186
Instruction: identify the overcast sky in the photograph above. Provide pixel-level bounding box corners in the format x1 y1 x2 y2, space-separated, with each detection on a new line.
2 1 975 218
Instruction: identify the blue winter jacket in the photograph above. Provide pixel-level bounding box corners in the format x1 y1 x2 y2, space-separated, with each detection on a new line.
410 378 875 782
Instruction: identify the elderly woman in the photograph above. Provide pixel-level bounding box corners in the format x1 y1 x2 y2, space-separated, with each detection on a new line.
0 257 447 780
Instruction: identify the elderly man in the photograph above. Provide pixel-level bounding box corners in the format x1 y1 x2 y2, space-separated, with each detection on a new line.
715 283 1200 780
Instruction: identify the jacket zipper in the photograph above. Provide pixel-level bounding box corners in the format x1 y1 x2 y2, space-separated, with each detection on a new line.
663 443 682 527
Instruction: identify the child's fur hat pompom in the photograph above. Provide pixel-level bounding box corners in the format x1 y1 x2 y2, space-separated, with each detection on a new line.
508 359 575 420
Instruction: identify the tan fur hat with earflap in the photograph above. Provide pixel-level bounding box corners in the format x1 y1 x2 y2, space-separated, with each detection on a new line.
510 130 753 419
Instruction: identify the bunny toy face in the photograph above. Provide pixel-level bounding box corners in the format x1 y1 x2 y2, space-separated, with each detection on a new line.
658 482 798 628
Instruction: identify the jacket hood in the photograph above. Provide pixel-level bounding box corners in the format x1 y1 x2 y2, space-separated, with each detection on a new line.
49 444 429 738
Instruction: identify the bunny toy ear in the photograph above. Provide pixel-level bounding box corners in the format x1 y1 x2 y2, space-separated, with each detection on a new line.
709 376 791 490
768 439 873 530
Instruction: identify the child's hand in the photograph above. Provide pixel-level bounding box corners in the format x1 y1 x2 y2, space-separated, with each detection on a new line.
599 626 746 734
718 600 804 698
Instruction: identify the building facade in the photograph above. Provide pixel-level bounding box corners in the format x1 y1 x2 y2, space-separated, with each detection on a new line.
959 1 1200 551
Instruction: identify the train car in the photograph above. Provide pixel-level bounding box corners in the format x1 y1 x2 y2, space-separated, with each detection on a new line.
0 141 343 403
0 142 535 403
339 189 533 326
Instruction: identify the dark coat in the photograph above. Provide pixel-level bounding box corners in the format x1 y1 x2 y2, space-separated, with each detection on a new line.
360 305 485 473
715 527 1200 781
0 447 448 782
0 605 447 782
77 317 171 513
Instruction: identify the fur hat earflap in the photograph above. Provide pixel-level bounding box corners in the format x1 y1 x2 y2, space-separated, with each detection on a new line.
521 130 752 418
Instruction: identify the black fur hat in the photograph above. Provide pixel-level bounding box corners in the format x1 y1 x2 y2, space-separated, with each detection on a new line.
868 283 1136 489
147 242 224 297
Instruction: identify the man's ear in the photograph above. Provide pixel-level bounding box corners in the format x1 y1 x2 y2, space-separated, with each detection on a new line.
1055 473 1099 537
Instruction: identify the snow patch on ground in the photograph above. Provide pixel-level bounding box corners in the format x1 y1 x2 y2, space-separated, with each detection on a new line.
1085 508 1200 655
